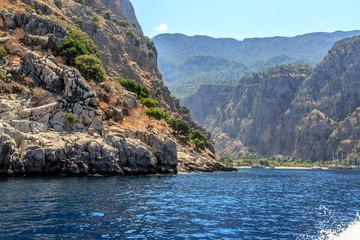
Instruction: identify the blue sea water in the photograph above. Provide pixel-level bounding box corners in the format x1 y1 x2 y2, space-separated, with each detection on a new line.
0 169 360 239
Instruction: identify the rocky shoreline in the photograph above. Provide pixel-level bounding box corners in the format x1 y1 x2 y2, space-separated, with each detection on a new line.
0 7 235 177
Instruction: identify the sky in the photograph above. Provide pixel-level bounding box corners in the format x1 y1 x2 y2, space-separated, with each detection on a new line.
131 0 360 40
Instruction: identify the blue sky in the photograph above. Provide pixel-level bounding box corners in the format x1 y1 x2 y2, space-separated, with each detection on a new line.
131 0 360 40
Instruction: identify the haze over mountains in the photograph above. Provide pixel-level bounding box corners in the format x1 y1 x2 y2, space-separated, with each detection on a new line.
153 31 360 99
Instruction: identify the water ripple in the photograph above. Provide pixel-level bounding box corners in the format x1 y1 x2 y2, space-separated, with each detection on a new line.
0 170 360 239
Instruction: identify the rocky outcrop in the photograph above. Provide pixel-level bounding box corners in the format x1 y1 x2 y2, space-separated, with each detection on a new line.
0 2 231 176
186 35 360 161
185 64 313 158
0 119 178 176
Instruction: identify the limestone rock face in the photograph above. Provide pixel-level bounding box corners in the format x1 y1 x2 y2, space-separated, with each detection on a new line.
0 1 231 176
186 36 360 161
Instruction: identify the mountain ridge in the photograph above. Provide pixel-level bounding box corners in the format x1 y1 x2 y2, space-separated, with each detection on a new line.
153 30 360 100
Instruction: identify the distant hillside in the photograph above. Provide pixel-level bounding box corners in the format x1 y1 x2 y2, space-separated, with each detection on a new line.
164 56 248 99
153 31 360 99
185 35 360 162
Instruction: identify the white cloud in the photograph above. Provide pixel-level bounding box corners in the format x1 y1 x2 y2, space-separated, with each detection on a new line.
155 23 168 32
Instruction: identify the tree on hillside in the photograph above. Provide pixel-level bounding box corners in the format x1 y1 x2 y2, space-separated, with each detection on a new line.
167 118 191 136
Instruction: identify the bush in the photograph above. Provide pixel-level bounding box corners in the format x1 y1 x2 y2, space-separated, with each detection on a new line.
140 98 159 108
156 87 163 96
179 105 190 114
167 118 191 136
0 47 7 58
147 41 155 49
194 139 206 151
75 18 84 28
135 37 144 47
60 37 89 63
75 54 106 83
75 0 85 4
117 20 130 27
92 15 99 22
146 107 166 120
116 78 149 99
68 28 101 58
191 130 206 141
126 29 136 39
0 72 5 80
54 0 62 9
63 113 79 124
104 11 112 20
93 22 99 33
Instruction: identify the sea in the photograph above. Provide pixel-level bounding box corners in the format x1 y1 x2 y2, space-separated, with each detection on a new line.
0 169 359 239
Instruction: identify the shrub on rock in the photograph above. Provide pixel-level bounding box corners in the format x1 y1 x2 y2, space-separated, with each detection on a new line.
75 54 106 83
116 78 149 99
0 47 7 58
167 118 191 136
146 107 166 120
140 98 159 108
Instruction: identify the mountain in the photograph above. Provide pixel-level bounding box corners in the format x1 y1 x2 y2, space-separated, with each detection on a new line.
153 31 360 99
0 0 233 176
185 35 360 161
164 56 248 99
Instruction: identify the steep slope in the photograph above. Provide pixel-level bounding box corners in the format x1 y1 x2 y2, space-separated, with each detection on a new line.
0 0 232 176
165 56 248 99
153 31 360 100
186 35 360 161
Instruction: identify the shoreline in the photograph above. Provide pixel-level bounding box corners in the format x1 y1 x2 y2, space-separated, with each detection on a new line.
235 166 329 170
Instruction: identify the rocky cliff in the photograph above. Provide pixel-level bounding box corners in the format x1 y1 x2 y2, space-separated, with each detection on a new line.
0 0 231 176
186 36 360 161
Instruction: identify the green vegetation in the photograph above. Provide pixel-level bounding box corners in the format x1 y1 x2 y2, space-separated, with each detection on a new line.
179 105 190 114
92 15 99 23
146 108 166 120
190 130 207 151
60 28 105 82
153 31 360 100
47 16 67 27
75 0 85 4
0 47 7 58
75 18 84 28
156 87 163 96
126 29 136 39
75 54 106 83
63 113 79 124
190 130 206 142
166 56 248 100
221 154 339 167
135 38 144 47
114 20 130 27
68 28 101 58
116 78 149 99
140 98 159 108
167 118 191 136
104 11 112 20
148 50 154 58
194 139 206 151
93 22 99 33
60 38 89 63
147 41 155 49
0 72 5 80
54 0 62 9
